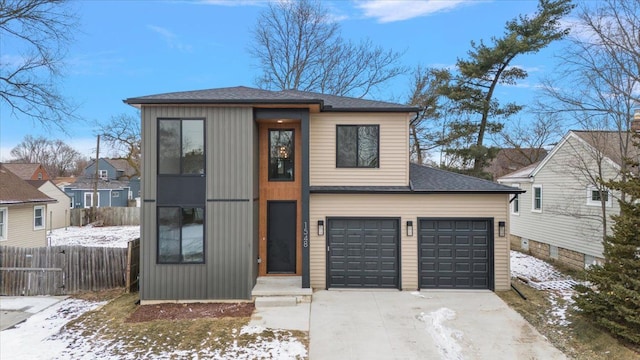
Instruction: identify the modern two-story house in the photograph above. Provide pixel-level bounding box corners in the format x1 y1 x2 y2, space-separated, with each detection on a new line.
125 86 522 303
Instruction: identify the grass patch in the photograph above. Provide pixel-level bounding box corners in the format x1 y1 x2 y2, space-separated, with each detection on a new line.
499 282 640 360
63 292 308 358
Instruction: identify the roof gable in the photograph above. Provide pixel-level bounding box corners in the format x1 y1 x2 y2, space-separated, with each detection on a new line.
0 165 55 204
3 163 45 180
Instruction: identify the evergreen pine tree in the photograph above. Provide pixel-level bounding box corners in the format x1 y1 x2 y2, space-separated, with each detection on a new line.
574 133 640 345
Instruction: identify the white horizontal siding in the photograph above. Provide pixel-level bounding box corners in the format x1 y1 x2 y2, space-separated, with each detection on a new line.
309 193 510 291
309 113 409 186
38 182 70 230
1 205 47 247
508 135 622 258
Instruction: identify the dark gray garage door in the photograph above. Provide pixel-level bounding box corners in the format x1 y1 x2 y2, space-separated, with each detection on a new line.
419 219 492 289
327 218 399 288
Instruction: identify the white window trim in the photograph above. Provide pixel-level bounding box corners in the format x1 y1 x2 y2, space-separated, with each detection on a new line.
586 187 612 207
0 207 8 241
511 184 520 215
70 195 75 209
532 184 542 213
34 205 45 230
99 169 108 180
84 192 100 208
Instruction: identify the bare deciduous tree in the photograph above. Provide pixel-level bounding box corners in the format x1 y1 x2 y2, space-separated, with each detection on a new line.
97 113 141 178
250 0 405 98
539 0 640 240
0 0 79 129
9 135 84 177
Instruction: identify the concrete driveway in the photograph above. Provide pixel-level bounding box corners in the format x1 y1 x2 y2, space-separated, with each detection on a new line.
310 290 566 360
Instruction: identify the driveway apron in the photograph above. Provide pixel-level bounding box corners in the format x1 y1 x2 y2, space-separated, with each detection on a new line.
309 290 566 360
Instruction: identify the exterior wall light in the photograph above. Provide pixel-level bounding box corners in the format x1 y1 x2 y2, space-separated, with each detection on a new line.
406 220 413 237
498 221 506 237
318 220 324 236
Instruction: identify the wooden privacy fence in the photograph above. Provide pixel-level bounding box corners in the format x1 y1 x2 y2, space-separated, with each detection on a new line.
71 207 140 226
126 238 140 293
0 243 138 296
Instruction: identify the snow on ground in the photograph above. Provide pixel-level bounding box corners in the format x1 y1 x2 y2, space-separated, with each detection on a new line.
418 308 464 360
511 251 581 326
1 299 106 359
49 225 140 248
1 298 307 360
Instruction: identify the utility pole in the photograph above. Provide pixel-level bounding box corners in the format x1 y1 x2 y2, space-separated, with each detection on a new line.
92 135 100 222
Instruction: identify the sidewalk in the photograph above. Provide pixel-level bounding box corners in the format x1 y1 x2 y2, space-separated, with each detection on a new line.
0 296 67 331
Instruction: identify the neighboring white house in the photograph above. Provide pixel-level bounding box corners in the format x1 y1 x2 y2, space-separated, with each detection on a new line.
26 180 71 230
498 128 638 270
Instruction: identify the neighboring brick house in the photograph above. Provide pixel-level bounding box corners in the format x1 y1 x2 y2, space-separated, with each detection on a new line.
0 164 56 247
3 163 50 181
125 86 522 303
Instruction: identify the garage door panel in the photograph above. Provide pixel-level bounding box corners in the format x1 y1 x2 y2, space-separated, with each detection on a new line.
438 235 453 245
328 218 399 288
419 218 492 290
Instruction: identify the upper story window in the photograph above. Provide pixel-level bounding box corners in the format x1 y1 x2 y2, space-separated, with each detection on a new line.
34 206 45 230
269 129 294 181
0 207 7 240
587 187 612 207
158 119 205 175
37 173 42 180
336 125 379 168
532 185 542 212
99 170 108 179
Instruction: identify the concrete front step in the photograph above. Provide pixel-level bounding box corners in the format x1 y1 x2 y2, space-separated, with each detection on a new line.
254 296 298 308
251 276 313 304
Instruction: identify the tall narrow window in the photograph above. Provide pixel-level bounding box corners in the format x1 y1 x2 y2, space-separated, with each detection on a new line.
34 206 45 230
269 129 294 181
0 207 7 240
511 184 520 215
158 207 204 264
532 185 542 212
159 119 205 175
336 125 379 168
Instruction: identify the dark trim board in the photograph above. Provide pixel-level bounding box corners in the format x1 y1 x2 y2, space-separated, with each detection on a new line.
416 217 495 290
325 217 402 289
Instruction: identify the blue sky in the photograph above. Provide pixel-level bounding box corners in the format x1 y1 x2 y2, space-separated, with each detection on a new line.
0 0 571 160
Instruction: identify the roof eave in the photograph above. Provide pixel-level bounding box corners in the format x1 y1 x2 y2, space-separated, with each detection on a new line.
310 189 525 194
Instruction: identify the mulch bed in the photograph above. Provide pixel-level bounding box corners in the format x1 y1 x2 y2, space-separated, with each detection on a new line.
126 302 255 323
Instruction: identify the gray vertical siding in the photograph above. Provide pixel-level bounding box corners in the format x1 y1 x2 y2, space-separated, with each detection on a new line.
140 106 257 301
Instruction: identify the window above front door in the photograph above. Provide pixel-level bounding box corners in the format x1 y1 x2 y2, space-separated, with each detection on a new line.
268 129 294 181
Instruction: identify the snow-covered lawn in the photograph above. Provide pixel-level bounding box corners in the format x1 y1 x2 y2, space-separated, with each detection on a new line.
511 251 581 326
49 225 140 248
1 298 307 359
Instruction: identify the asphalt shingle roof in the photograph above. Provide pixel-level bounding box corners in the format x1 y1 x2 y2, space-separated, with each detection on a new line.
124 86 418 112
310 164 522 194
0 165 55 204
2 163 43 180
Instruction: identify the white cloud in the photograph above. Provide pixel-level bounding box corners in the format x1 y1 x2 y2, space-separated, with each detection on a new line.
354 0 481 23
147 25 193 52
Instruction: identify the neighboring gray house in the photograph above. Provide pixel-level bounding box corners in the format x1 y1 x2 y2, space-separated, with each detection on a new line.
63 158 138 208
124 86 522 303
498 125 639 270
63 178 131 208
